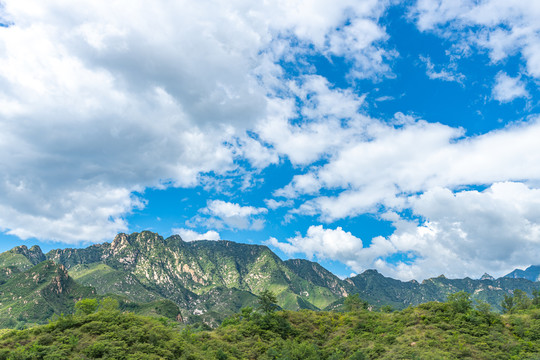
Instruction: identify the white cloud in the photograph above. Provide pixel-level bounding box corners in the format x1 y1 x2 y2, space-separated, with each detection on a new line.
0 184 144 244
257 76 369 166
382 182 540 280
411 0 540 78
193 200 268 231
233 135 279 169
172 228 221 242
279 116 540 221
374 95 394 102
420 55 464 83
0 0 394 243
492 71 529 102
327 16 396 79
268 182 540 281
264 199 294 210
267 225 394 271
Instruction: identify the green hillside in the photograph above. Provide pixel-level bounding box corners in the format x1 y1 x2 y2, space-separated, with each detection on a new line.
1 294 540 359
0 261 95 329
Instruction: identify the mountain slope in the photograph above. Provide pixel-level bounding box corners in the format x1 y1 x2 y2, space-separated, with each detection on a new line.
0 245 46 271
0 260 95 328
3 230 540 327
505 265 540 282
284 258 350 297
346 270 540 312
46 231 342 319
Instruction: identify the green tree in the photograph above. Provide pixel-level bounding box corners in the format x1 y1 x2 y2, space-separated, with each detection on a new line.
75 299 98 316
532 289 540 307
344 294 368 312
447 291 472 313
513 289 532 311
241 306 253 320
474 299 492 315
258 290 278 315
100 297 119 312
501 293 514 314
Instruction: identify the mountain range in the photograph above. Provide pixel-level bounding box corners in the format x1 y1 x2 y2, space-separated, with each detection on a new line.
1 230 539 328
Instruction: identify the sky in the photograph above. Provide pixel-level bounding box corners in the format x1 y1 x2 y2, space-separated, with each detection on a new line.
1 0 540 281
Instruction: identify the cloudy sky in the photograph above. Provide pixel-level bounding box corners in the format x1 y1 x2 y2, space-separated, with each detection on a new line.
1 0 540 281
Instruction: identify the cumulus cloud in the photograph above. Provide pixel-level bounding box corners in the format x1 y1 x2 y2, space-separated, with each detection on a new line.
172 228 221 242
0 0 393 243
267 111 540 280
268 182 540 281
492 72 529 102
267 225 394 270
258 76 369 167
278 116 540 221
264 199 294 210
411 0 540 78
383 182 540 280
191 200 268 231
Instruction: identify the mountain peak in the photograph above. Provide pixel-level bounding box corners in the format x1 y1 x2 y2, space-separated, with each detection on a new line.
11 244 46 265
504 265 540 282
480 273 494 281
361 269 381 276
111 233 131 250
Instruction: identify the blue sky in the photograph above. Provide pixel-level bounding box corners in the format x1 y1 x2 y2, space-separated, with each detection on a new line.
1 0 540 280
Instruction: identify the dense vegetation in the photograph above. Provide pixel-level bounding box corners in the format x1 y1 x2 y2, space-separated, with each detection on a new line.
3 231 540 328
1 292 540 359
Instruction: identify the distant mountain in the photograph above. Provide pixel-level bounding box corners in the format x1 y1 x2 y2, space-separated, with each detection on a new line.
345 270 539 312
0 244 46 271
480 273 495 281
45 231 343 323
2 231 540 328
504 265 540 282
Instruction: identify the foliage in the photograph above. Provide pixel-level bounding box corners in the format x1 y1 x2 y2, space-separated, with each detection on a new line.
75 299 99 315
447 291 473 313
344 294 369 312
4 232 540 329
3 295 540 359
258 290 278 315
501 289 540 314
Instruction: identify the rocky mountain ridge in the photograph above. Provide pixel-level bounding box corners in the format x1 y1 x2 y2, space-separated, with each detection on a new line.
2 230 540 327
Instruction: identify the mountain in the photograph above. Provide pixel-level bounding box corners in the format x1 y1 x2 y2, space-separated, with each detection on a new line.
0 244 46 271
344 270 540 312
45 231 343 323
480 273 495 280
0 253 183 328
284 258 350 297
0 260 95 328
504 265 540 282
44 231 540 315
2 231 540 328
